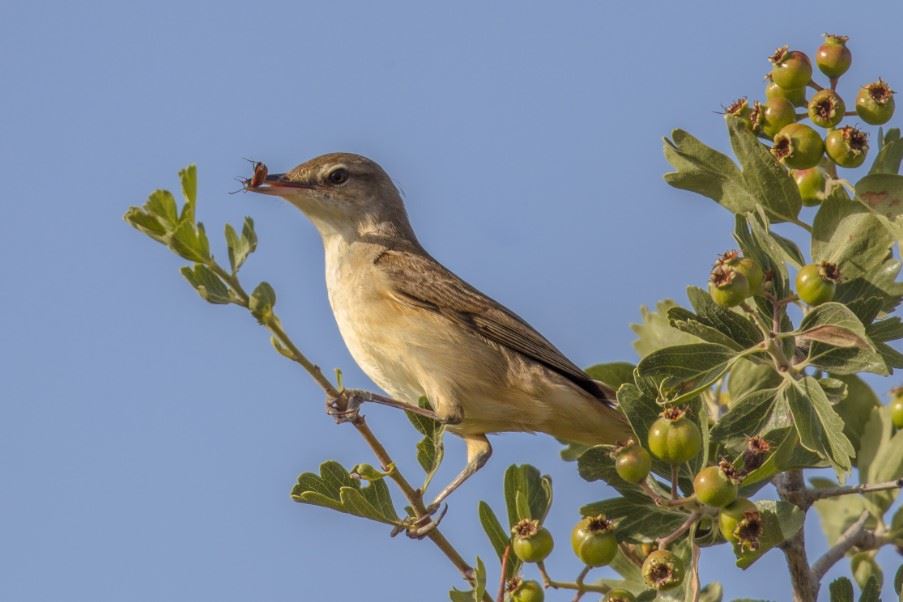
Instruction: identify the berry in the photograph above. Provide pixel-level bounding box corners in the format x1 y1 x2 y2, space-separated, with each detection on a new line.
647 407 702 465
807 89 846 129
796 262 840 305
511 519 554 563
769 47 813 90
724 97 754 129
693 461 739 508
717 251 764 295
856 79 895 125
719 498 763 552
816 34 852 79
571 515 618 567
793 168 828 206
752 98 797 139
613 441 652 484
709 265 750 307
604 589 637 602
826 126 869 168
890 388 903 429
510 579 544 602
765 76 806 107
642 549 685 590
771 123 825 169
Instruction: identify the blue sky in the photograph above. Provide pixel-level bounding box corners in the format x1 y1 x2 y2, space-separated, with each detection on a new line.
2 1 902 600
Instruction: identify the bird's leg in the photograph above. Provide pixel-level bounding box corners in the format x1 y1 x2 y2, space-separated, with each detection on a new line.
326 388 443 423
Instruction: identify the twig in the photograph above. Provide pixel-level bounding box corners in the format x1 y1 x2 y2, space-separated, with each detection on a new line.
807 479 903 503
671 465 679 500
774 471 817 602
496 546 510 602
811 512 869 580
657 510 702 550
688 538 701 602
536 563 609 596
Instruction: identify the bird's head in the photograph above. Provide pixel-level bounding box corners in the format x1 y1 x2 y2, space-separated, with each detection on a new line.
248 153 416 243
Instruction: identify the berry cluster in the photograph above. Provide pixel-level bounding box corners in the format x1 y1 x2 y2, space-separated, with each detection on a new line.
727 34 895 206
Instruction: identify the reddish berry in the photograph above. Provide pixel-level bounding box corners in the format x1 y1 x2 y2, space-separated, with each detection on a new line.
571 515 618 567
856 79 895 125
816 34 852 79
613 441 652 484
642 549 685 590
796 262 839 305
647 407 702 465
826 126 869 168
752 98 797 139
769 47 813 90
808 89 845 129
511 519 554 563
604 589 637 602
793 168 828 206
771 123 825 169
765 76 806 107
693 461 739 508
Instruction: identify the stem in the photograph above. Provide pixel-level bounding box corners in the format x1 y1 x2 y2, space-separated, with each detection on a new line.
775 471 817 602
688 537 701 602
811 512 869 580
537 563 609 596
671 465 679 499
496 546 510 602
657 510 702 550
807 479 903 503
207 259 486 597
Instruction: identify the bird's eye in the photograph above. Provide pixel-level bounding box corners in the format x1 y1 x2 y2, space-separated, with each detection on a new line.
327 168 349 185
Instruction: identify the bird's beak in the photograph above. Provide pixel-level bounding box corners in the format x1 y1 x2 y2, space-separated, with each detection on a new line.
245 165 314 196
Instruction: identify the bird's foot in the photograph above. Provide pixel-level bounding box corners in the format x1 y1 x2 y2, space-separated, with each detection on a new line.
390 503 448 539
325 390 365 423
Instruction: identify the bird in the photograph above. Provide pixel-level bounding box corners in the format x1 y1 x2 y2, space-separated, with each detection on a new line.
249 153 632 519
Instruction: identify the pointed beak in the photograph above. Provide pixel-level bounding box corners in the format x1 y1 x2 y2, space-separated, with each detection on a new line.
245 165 313 196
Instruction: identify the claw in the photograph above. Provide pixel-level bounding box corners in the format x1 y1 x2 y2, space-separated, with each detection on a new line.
405 504 448 539
325 390 364 423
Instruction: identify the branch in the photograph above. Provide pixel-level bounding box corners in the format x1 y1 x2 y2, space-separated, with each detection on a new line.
811 512 869 580
774 471 817 602
807 479 903 503
657 511 702 550
496 546 510 602
536 562 609 597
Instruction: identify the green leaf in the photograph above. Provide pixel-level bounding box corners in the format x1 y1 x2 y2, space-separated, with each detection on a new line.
585 361 636 388
727 117 801 223
663 129 758 215
145 189 180 228
858 405 903 512
734 212 791 298
797 302 873 349
178 164 198 224
812 478 876 545
291 460 399 524
894 564 903 595
577 445 645 496
858 573 881 602
632 300 703 358
124 206 169 243
686 286 763 349
711 387 783 444
478 501 516 579
869 128 903 175
169 220 211 263
734 500 804 568
581 494 688 541
699 582 723 602
224 217 258 273
832 375 880 453
727 359 781 402
473 557 486 602
668 306 744 350
785 377 855 473
180 264 233 304
503 464 552 528
405 397 445 492
828 577 854 602
857 172 903 242
836 259 903 324
812 195 895 279
249 281 276 324
636 343 738 404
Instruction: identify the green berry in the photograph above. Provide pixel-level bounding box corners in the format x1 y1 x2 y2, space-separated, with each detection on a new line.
816 34 852 79
719 498 763 552
693 461 739 508
890 389 903 429
571 515 618 567
753 98 797 139
769 47 812 90
826 126 869 168
808 89 846 128
642 549 685 590
771 123 825 169
796 262 839 306
709 265 750 307
511 519 554 563
510 579 544 602
765 76 806 107
856 79 895 125
604 589 637 602
614 441 652 484
647 407 702 465
793 168 828 206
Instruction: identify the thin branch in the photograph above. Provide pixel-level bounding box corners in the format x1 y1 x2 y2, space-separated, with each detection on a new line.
688 539 701 602
774 471 817 602
496 546 510 602
811 511 869 580
536 563 609 596
807 479 903 503
657 511 702 550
